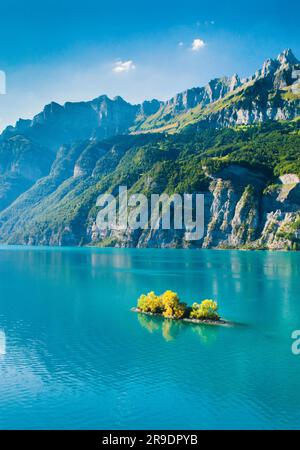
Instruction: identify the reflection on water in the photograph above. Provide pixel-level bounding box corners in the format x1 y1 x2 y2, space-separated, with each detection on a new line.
137 313 219 344
137 313 186 341
0 330 6 355
137 314 160 333
191 322 219 344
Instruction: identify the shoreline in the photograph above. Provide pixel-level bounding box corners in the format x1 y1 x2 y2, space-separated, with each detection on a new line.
0 244 297 254
131 307 232 327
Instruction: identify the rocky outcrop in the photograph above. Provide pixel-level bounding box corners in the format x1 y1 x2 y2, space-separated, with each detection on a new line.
257 178 300 250
166 74 242 112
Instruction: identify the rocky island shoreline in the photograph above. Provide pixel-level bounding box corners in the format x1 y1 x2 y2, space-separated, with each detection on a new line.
131 307 230 326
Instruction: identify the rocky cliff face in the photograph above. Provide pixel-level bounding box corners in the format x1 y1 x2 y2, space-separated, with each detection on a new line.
87 166 300 251
166 74 241 112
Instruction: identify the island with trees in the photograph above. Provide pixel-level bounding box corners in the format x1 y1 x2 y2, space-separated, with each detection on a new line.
132 290 229 326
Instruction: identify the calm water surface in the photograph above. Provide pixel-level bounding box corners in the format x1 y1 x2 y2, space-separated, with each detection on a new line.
0 246 299 429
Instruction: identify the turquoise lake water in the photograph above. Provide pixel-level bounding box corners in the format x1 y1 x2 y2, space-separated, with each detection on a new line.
0 246 299 429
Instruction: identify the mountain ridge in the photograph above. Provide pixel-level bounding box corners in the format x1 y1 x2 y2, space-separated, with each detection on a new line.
1 49 299 146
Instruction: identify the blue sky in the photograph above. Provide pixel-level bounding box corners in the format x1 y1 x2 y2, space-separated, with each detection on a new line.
0 0 299 130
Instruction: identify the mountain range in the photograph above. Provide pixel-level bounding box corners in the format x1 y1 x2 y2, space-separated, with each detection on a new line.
0 49 299 249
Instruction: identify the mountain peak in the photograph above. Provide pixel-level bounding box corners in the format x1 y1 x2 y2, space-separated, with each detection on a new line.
113 95 127 103
277 48 299 65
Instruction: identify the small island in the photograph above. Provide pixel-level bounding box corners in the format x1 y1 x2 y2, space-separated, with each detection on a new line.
132 290 229 326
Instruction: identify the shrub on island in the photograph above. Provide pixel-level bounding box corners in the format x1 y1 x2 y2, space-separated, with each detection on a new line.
190 300 219 321
137 291 162 314
160 290 187 319
137 290 186 319
137 292 220 321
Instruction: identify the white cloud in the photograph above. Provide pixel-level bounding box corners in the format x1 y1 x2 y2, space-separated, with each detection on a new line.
113 60 136 73
178 41 184 47
191 38 205 51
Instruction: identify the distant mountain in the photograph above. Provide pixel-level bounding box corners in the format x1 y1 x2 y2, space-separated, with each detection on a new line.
1 95 140 150
0 49 299 250
2 49 299 146
131 49 300 133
